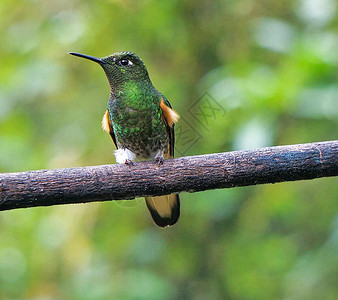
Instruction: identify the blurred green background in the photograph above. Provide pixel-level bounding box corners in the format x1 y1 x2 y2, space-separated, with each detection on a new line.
1 0 338 299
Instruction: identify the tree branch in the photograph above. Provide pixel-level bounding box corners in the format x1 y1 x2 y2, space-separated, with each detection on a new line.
0 140 337 211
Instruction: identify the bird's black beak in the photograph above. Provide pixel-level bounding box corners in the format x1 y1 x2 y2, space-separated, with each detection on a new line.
69 52 105 64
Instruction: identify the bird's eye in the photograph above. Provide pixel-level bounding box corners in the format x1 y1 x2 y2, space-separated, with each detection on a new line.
119 59 133 66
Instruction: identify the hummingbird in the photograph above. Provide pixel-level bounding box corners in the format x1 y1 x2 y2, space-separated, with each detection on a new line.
69 51 180 227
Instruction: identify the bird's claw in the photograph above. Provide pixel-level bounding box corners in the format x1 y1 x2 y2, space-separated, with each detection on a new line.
155 156 164 165
125 159 134 166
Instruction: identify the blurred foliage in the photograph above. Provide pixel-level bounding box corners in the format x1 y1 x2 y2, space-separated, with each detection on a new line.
1 0 338 299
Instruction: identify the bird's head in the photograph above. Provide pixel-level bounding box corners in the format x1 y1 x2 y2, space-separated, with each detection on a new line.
69 51 151 90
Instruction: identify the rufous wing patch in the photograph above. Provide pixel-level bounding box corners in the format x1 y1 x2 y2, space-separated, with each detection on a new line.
160 98 180 128
102 110 110 133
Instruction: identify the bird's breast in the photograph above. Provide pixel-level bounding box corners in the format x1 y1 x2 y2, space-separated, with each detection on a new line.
109 102 168 158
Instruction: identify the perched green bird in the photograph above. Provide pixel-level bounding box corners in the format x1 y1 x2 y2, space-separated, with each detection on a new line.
69 51 180 227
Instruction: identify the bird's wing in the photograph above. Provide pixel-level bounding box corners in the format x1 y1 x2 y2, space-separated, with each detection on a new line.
144 96 181 228
159 97 180 158
102 109 118 148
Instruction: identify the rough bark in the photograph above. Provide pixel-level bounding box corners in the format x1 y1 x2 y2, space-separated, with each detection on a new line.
0 140 337 211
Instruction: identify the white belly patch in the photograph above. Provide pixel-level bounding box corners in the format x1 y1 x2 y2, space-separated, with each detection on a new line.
114 148 136 164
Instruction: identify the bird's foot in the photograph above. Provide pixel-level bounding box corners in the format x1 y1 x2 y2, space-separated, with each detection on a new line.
125 159 134 166
155 156 164 165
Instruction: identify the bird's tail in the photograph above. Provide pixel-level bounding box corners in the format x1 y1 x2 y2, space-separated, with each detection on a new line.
145 194 180 227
